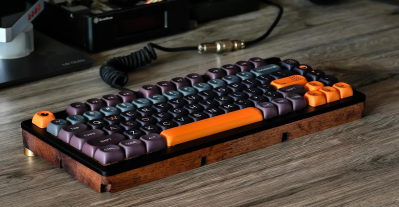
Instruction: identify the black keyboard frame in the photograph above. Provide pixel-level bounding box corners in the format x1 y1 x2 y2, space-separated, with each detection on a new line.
21 90 366 176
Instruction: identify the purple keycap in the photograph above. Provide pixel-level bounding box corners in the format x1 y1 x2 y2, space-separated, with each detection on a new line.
281 59 300 71
249 57 266 68
124 129 144 139
86 98 106 111
204 68 226 80
104 115 123 125
235 61 254 72
185 73 204 85
119 139 146 158
82 133 126 157
117 90 137 103
58 123 89 143
256 102 278 119
171 77 190 89
140 133 166 153
277 84 306 98
66 102 89 115
139 85 160 98
102 94 122 106
94 145 125 164
156 81 176 93
220 64 240 75
271 98 293 115
286 94 307 111
69 129 106 150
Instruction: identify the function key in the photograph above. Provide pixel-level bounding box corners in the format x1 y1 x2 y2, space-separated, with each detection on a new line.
199 99 219 109
70 129 106 150
66 115 86 125
193 82 212 92
139 85 160 98
178 86 197 96
183 94 202 104
219 103 240 113
116 102 135 112
100 106 119 116
136 116 157 126
204 107 224 117
156 81 175 93
167 98 186 108
318 75 339 86
221 64 240 75
117 90 137 103
184 104 203 113
102 94 122 106
188 112 209 121
120 120 140 130
242 79 260 88
214 96 233 105
103 124 124 134
147 94 167 104
250 64 280 77
236 71 255 80
157 120 178 130
83 110 104 121
333 82 353 99
163 90 182 100
271 98 293 115
304 81 324 91
227 82 246 92
235 61 254 72
256 75 275 84
152 111 173 122
249 95 268 106
281 59 300 71
124 129 144 139
234 99 254 109
168 108 188 117
140 124 161 135
119 139 146 158
228 91 248 101
132 98 152 108
213 86 231 96
104 115 123 125
86 98 106 111
256 102 278 119
263 91 283 101
46 119 68 136
270 70 293 79
136 106 155 116
140 133 166 153
152 102 171 112
319 86 340 103
172 116 193 126
66 102 89 115
258 84 276 93
277 84 306 98
286 94 307 111
222 75 240 84
249 57 266 68
185 73 204 85
204 68 226 80
171 77 190 89
207 79 226 89
94 145 125 164
58 123 89 143
120 110 139 121
304 91 327 107
293 64 312 76
243 88 262 97
87 119 106 129
198 90 217 100
306 70 325 81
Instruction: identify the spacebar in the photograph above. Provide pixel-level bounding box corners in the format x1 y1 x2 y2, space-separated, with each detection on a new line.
160 107 263 147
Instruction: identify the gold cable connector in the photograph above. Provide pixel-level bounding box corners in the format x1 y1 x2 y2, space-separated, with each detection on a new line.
198 40 245 53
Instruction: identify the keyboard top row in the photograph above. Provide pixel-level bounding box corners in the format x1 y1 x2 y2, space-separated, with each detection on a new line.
31 57 354 165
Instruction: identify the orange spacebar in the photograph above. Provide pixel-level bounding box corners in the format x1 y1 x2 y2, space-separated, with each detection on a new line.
160 107 263 147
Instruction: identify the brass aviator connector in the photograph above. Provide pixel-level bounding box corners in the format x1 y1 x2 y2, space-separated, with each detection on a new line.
198 40 245 53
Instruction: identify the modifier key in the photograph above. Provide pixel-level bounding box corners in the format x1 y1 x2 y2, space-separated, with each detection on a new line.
94 145 125 164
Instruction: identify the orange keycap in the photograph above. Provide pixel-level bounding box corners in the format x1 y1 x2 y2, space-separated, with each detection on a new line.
319 87 340 103
304 91 327 107
304 81 324 91
32 111 56 128
270 75 307 89
333 82 353 99
160 107 263 147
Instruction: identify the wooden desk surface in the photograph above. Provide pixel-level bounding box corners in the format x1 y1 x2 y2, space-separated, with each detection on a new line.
1 0 399 206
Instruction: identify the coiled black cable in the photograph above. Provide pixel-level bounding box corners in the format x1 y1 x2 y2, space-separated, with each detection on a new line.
100 0 283 90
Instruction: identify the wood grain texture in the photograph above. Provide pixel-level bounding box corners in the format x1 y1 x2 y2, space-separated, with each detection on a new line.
1 0 399 206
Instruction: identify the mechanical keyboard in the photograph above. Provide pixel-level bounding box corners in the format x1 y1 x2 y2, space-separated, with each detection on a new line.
21 57 366 192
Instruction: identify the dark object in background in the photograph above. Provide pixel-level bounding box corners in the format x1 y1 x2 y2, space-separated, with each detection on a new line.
309 0 339 4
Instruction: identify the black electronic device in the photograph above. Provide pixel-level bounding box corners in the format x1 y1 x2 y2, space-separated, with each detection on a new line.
33 0 191 52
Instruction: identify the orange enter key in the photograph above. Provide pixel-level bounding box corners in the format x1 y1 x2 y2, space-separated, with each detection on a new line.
160 107 263 147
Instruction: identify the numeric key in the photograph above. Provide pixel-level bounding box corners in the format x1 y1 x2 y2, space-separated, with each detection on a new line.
86 98 106 111
204 68 226 80
235 61 254 72
139 85 160 98
117 90 137 102
221 64 240 75
249 57 266 68
102 94 122 106
171 77 190 89
186 73 204 85
156 81 175 93
66 102 90 115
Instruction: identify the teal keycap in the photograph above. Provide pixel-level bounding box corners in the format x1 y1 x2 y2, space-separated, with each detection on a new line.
46 119 68 136
100 106 120 116
148 94 167 104
250 64 281 77
163 90 182 100
236 71 255 80
222 75 240 84
66 115 86 125
132 98 152 108
83 110 104 121
178 86 197 96
207 79 226 88
116 102 135 112
193 82 212 92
